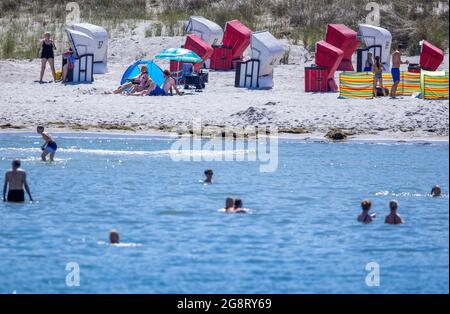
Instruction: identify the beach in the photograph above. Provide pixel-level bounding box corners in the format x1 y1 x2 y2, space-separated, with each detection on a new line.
0 32 448 141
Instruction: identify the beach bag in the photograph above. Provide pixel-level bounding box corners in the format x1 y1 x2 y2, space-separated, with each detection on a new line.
55 70 62 81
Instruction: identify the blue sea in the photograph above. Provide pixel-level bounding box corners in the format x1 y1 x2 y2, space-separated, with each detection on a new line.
0 132 448 294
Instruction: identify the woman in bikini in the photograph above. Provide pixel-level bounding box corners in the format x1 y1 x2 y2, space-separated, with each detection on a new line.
372 56 387 97
38 32 57 83
113 65 151 94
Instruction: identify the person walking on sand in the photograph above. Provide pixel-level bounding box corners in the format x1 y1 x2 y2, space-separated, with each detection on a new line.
37 126 58 162
390 44 409 99
372 56 387 97
3 159 33 203
385 200 404 225
38 32 57 83
357 199 376 224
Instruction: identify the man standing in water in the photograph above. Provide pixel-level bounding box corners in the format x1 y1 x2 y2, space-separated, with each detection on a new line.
390 44 409 99
37 126 57 162
3 159 33 203
385 200 404 225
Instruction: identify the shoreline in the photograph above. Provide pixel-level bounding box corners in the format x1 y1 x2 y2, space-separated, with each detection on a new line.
1 128 448 144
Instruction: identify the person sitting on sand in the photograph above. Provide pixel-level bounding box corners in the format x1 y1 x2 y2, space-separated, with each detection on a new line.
37 126 57 162
431 185 442 197
372 56 387 97
224 198 235 213
113 65 151 94
60 48 75 83
204 169 214 184
3 159 33 203
357 199 376 224
385 200 404 225
233 199 247 214
38 32 57 83
109 229 120 244
147 70 183 96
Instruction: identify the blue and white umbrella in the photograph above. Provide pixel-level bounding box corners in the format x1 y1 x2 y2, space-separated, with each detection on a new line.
155 48 202 63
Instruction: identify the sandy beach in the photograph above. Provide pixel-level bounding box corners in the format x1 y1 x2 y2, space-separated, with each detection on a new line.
0 31 448 141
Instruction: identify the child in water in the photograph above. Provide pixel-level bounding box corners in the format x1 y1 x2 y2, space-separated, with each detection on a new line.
37 126 57 162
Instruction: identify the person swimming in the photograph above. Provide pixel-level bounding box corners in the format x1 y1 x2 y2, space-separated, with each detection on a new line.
224 197 235 212
431 185 442 197
37 126 57 162
233 198 247 214
3 159 33 203
357 199 376 224
204 169 214 184
109 229 120 244
385 200 404 225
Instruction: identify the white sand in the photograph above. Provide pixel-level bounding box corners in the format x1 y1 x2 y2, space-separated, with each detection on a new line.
0 29 448 140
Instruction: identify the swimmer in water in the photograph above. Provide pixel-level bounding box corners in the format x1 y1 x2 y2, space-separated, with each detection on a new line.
357 199 376 224
385 200 404 225
225 197 235 213
3 159 33 203
109 229 120 244
204 169 214 184
37 126 57 162
234 199 247 213
431 185 442 197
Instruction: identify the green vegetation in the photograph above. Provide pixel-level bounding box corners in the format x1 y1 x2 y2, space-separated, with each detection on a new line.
0 0 448 59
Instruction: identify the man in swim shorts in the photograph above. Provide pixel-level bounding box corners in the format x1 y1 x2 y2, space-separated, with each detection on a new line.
37 126 57 162
385 200 404 225
148 70 183 96
357 199 376 224
3 159 33 203
390 44 409 99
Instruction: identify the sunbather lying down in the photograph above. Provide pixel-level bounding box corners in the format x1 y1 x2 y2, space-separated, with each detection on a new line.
113 65 153 95
125 70 183 96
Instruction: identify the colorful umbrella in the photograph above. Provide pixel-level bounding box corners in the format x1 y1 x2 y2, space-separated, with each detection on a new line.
155 48 202 63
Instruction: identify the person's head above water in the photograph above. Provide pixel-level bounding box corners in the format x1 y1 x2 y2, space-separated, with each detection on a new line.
109 229 120 244
234 199 243 209
361 199 372 212
11 159 21 170
389 200 399 212
431 185 442 197
225 197 234 209
37 126 45 134
204 169 214 182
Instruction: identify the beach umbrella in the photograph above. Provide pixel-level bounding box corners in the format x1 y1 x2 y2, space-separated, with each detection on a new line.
155 48 202 63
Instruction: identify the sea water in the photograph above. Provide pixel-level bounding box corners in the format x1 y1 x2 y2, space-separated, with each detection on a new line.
0 132 448 294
